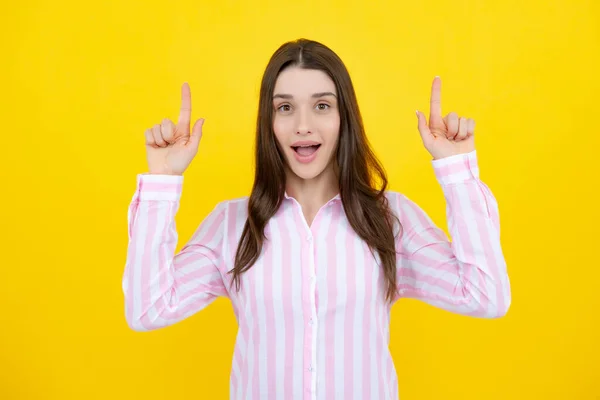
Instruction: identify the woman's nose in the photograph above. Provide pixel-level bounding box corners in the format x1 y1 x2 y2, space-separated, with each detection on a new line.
295 111 312 135
296 127 311 135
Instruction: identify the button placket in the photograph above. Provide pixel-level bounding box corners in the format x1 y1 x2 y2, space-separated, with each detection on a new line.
307 229 318 396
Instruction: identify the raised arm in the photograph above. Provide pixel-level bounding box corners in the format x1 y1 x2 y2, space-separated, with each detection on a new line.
122 83 229 331
395 76 511 317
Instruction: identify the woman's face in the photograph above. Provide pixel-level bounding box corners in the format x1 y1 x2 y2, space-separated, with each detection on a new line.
272 66 341 181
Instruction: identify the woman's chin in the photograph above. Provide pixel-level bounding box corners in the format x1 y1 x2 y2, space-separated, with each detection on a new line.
282 156 323 180
288 164 324 180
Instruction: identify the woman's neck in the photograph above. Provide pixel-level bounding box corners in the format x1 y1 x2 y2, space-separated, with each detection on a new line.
284 164 339 225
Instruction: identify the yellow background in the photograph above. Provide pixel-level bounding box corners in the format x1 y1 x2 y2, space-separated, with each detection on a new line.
1 0 598 399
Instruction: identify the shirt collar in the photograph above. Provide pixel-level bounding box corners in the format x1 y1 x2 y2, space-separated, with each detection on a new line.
284 191 341 203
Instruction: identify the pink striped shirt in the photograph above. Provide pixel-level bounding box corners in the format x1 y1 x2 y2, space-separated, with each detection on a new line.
122 150 511 400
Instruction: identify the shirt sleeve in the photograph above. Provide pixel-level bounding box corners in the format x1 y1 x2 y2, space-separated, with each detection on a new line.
394 150 511 318
122 173 230 331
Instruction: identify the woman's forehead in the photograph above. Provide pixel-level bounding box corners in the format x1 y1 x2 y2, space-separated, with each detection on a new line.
273 67 336 98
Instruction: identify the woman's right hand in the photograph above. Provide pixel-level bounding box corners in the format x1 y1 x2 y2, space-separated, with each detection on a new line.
145 83 204 176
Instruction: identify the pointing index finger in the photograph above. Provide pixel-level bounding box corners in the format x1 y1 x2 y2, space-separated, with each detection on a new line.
429 76 443 124
178 82 191 134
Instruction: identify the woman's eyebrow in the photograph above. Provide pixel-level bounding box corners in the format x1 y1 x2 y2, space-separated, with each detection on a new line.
273 93 293 99
272 92 337 99
312 91 337 98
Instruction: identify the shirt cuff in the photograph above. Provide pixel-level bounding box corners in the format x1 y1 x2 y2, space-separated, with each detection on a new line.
135 173 184 201
431 150 480 185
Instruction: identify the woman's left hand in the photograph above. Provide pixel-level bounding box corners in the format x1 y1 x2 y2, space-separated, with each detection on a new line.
416 76 475 160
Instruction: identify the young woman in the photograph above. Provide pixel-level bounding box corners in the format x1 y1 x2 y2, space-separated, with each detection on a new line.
122 38 511 400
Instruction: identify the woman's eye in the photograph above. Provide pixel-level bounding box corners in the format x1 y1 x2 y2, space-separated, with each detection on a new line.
316 103 329 111
278 104 291 112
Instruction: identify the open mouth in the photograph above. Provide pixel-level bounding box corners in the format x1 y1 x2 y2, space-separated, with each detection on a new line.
291 144 321 156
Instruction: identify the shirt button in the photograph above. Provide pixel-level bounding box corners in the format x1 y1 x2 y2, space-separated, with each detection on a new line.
309 318 314 325
308 366 313 372
307 235 312 242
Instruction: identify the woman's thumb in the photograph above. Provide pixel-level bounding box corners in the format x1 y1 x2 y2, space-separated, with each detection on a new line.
189 118 205 147
416 110 431 144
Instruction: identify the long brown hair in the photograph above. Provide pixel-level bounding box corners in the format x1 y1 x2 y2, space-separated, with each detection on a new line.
227 38 402 303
